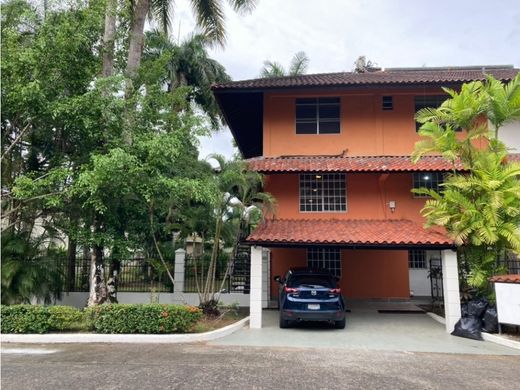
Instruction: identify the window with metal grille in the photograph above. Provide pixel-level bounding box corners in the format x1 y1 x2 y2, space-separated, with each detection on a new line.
296 97 340 134
308 247 341 277
299 173 346 212
412 172 444 197
382 96 393 110
408 250 427 269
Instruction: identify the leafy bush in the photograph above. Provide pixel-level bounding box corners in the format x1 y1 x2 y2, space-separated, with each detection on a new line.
85 304 202 334
47 306 84 331
1 305 51 333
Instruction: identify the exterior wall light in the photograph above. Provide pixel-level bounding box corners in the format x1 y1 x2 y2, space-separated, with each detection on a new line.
389 200 396 213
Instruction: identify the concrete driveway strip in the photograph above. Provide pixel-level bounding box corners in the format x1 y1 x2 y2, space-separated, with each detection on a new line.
210 310 520 355
2 343 519 390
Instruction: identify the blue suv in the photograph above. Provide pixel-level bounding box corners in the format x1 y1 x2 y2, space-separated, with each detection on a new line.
274 268 346 329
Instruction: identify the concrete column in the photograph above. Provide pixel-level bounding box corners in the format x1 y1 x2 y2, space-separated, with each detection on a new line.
250 246 263 328
441 249 461 333
262 248 271 309
174 249 186 293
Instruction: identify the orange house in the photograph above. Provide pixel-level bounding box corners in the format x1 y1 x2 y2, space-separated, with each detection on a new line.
212 65 520 331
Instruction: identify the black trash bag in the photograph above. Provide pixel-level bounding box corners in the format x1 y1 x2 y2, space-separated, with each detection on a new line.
451 317 483 340
460 303 469 317
482 306 499 334
467 298 488 319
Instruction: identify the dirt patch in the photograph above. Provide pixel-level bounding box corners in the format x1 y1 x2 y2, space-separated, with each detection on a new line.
192 308 248 333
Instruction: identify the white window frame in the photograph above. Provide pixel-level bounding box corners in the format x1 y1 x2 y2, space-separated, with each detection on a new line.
307 247 341 277
408 249 427 269
299 173 347 213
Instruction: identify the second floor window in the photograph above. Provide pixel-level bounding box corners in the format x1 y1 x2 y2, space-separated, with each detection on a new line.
296 97 340 134
414 95 447 132
300 173 346 212
412 172 444 197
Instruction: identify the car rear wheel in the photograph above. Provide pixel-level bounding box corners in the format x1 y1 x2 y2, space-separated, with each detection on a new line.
279 314 290 328
334 318 346 329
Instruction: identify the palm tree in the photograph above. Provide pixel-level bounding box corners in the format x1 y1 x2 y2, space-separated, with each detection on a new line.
126 0 257 77
1 231 64 304
412 75 520 295
195 155 275 314
260 51 309 78
143 30 231 128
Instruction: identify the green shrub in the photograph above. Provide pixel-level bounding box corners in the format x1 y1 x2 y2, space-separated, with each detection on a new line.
47 306 84 331
1 305 51 333
85 304 202 334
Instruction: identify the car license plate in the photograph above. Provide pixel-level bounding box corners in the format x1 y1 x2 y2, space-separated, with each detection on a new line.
308 304 320 310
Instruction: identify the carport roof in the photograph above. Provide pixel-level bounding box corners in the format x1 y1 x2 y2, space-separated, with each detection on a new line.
246 218 454 248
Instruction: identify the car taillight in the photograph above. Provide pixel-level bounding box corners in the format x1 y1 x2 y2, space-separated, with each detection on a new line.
284 287 299 294
329 288 341 294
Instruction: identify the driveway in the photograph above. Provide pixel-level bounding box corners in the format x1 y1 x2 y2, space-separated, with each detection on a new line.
211 304 520 355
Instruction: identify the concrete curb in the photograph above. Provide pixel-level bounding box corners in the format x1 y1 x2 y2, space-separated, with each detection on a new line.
1 316 249 344
426 312 445 325
481 332 520 350
426 311 520 350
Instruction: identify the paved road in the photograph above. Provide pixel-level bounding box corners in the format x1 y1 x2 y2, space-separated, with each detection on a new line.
2 343 519 390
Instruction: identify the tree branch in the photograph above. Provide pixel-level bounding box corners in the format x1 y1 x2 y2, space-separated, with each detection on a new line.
1 122 31 161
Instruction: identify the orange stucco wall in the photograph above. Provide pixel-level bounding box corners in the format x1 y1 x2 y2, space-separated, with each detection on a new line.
262 88 480 157
269 247 409 299
265 172 427 224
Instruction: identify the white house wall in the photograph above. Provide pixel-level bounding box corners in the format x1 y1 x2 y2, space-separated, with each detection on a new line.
499 120 520 152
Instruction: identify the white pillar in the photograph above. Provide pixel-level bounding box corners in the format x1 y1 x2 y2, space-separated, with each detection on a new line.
174 248 186 293
261 248 270 309
441 249 461 333
250 246 263 328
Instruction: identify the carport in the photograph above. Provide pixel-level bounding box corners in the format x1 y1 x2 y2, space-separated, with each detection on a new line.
247 218 462 333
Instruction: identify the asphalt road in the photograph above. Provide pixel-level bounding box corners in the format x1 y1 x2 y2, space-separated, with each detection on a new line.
2 343 519 390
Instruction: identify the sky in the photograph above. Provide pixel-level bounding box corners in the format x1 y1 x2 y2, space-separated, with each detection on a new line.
169 0 520 160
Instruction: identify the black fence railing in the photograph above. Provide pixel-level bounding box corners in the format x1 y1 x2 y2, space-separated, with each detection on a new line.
183 255 231 293
57 257 174 293
183 254 250 294
499 258 520 274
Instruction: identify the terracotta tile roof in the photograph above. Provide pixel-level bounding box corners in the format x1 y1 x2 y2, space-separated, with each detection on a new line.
246 219 453 247
213 66 519 90
247 155 461 173
489 274 520 284
247 154 520 173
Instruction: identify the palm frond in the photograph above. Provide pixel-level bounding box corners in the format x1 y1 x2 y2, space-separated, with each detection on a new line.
288 51 309 76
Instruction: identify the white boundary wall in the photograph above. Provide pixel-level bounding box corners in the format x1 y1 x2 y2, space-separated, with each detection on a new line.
54 292 251 308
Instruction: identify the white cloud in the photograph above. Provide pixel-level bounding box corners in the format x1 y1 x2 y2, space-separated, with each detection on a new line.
173 0 520 159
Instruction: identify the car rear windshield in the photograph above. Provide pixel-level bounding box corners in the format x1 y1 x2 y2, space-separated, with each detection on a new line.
287 275 335 288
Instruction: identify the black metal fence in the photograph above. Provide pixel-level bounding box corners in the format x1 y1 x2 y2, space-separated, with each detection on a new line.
183 254 250 294
57 257 174 293
499 257 520 274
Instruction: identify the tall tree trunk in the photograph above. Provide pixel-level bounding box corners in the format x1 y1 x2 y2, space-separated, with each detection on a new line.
87 244 108 306
102 0 117 77
126 0 149 78
87 219 108 306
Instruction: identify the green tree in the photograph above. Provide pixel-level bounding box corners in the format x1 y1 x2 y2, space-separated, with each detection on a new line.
413 74 520 294
260 51 309 78
126 0 257 77
194 155 275 315
143 30 231 129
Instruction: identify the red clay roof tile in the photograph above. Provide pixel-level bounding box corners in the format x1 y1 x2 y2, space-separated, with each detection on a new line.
247 154 520 173
213 67 519 90
246 219 453 246
489 274 520 284
247 155 460 173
